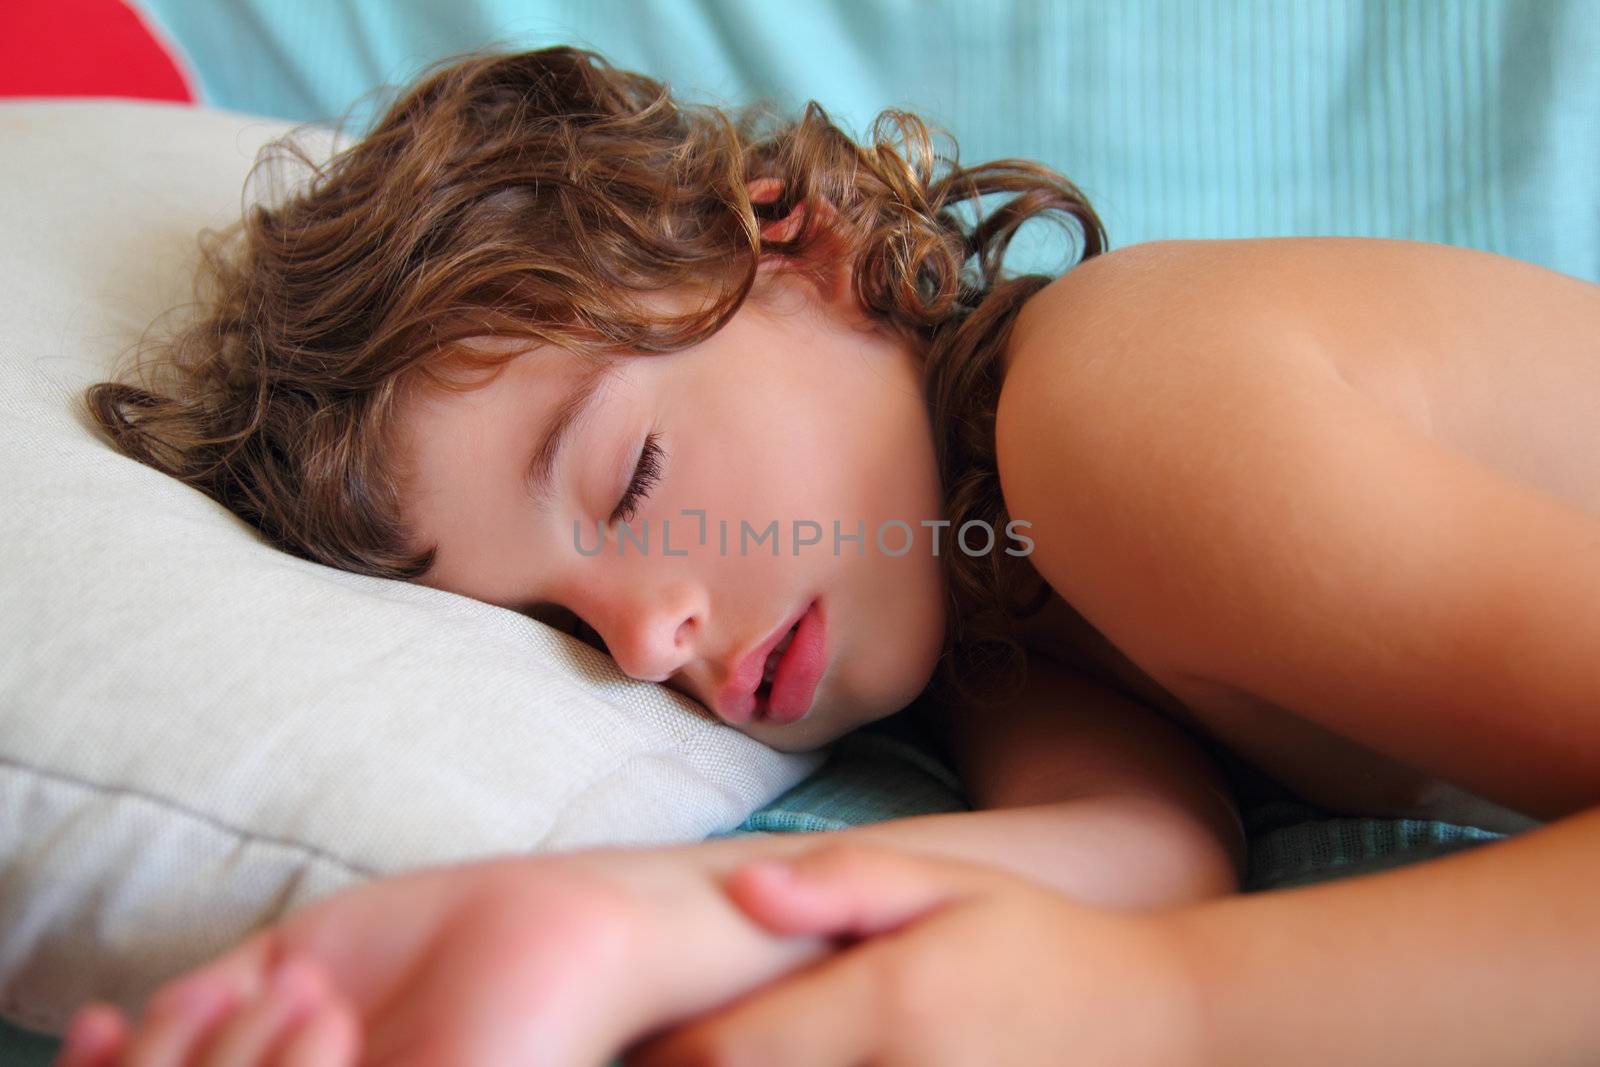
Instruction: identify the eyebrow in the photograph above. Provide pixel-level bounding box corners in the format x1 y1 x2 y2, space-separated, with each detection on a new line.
523 357 619 512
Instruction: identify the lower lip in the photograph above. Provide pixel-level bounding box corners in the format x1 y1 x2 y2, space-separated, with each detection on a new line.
756 599 826 725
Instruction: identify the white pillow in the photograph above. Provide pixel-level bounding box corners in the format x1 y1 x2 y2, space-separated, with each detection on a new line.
0 101 822 1035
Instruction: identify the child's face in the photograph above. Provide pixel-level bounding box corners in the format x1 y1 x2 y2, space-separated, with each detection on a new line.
397 278 948 751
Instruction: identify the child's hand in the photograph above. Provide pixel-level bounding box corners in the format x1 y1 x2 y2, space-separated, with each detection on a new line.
624 842 1206 1067
55 855 638 1067
53 844 831 1067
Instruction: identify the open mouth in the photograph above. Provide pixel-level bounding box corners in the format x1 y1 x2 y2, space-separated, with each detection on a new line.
752 598 825 725
754 618 801 699
713 598 824 727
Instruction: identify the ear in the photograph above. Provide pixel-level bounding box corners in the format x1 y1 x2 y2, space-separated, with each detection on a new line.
747 177 852 307
749 176 811 243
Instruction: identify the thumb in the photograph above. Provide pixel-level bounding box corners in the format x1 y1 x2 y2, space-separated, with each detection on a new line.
723 842 1000 942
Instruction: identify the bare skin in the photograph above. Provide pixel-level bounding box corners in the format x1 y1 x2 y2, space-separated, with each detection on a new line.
997 235 1600 828
55 237 1600 1066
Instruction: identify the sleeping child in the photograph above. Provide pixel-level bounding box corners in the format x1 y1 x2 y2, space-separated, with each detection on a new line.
56 45 1600 1067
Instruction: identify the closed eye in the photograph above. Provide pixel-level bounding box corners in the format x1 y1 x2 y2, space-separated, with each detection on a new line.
610 431 664 525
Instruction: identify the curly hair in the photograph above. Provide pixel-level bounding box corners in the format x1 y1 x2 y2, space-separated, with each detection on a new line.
81 45 1107 714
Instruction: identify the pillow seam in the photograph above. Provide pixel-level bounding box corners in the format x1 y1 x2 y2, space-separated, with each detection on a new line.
0 753 379 878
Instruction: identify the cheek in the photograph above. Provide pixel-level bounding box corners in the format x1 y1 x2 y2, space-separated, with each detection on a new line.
719 428 838 523
832 577 946 728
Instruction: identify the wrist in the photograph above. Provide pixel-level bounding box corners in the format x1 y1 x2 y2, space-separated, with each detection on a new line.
537 839 836 1030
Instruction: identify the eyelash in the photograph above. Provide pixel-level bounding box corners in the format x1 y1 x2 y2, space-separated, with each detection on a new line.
610 431 664 525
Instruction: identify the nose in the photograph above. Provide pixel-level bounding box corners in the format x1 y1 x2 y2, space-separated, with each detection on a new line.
586 581 706 684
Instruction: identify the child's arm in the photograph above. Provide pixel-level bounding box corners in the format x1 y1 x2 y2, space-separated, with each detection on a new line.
60 805 1237 1067
923 648 1246 902
684 645 1250 897
63 660 1244 1067
627 793 1231 1036
622 650 1249 1031
627 807 1600 1065
1163 801 1600 1064
596 654 1246 1040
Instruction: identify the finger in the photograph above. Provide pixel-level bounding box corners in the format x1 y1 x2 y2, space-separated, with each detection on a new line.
55 1003 129 1067
268 999 361 1067
121 932 279 1067
625 942 893 1067
121 976 244 1067
724 842 1002 941
192 955 325 1067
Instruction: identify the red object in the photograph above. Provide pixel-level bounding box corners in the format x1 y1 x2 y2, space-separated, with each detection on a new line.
0 0 194 102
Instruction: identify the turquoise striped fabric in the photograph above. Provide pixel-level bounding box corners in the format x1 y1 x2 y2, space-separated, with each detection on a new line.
137 0 1599 282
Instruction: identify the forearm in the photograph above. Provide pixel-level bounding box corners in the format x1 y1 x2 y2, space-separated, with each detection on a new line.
686 792 1239 909
1161 804 1600 1065
558 794 1236 1040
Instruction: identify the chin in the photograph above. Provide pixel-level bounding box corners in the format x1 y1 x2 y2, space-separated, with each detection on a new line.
750 685 919 753
745 712 856 753
749 728 835 754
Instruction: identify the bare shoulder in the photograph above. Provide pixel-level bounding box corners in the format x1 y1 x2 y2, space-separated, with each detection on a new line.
997 235 1600 580
995 238 1345 678
994 237 1600 817
1004 238 1314 374
1006 236 1597 380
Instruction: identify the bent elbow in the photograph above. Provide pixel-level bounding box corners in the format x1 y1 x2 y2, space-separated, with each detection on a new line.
1104 793 1244 911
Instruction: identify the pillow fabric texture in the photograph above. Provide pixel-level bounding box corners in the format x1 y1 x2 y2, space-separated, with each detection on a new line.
0 100 822 1035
